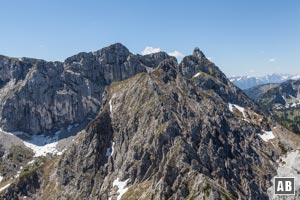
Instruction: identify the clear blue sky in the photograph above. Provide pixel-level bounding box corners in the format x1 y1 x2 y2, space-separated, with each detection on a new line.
0 0 299 76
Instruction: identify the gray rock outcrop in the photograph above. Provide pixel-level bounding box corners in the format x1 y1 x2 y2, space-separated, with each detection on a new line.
0 43 173 134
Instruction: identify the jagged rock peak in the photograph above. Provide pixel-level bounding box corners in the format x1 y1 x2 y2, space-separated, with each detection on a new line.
107 42 128 51
101 42 129 51
93 42 130 58
193 47 206 59
157 58 178 73
154 58 178 83
138 51 174 69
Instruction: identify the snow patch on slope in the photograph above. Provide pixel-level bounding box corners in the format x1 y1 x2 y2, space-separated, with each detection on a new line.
234 104 247 119
112 178 130 200
258 130 275 142
228 103 248 121
14 166 23 178
111 142 115 155
109 99 113 113
0 183 11 192
15 131 62 157
228 103 234 112
0 129 64 157
292 74 300 80
27 160 35 165
109 94 117 113
105 142 115 158
23 140 59 157
193 72 201 78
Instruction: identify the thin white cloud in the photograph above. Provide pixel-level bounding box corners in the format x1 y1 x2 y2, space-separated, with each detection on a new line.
207 57 213 61
168 50 185 61
141 46 161 55
269 58 276 62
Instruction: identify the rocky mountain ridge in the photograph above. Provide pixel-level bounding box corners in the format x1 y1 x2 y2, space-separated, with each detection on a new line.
0 43 173 134
0 44 299 199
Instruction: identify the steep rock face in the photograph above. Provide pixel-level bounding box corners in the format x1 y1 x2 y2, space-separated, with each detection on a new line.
52 53 278 199
0 43 172 134
0 60 67 134
64 43 147 84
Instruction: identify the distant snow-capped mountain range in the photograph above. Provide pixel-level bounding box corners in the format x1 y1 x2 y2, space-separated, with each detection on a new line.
230 73 300 89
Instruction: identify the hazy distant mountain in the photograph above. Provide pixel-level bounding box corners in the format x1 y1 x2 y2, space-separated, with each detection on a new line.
230 73 300 89
244 83 280 100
